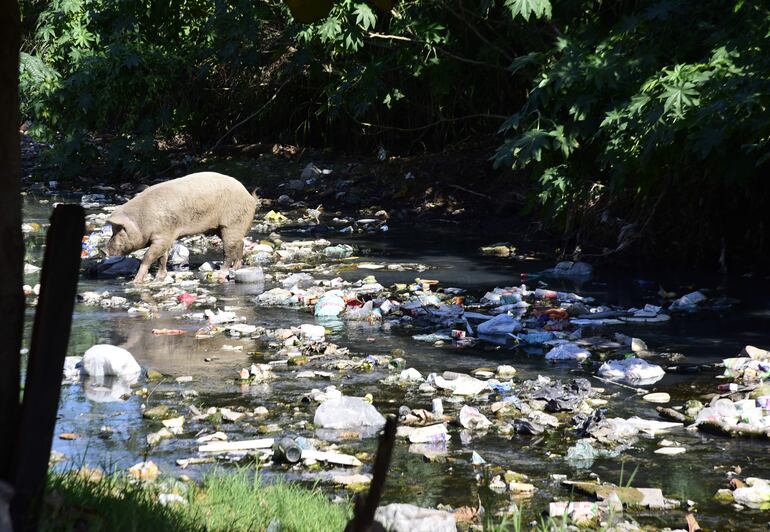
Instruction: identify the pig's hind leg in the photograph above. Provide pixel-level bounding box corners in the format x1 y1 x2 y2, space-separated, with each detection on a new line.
220 227 246 275
156 250 169 281
134 241 170 283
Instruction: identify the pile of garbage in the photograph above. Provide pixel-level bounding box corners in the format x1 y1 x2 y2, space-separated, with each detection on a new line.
721 345 770 385
650 345 770 439
715 477 770 509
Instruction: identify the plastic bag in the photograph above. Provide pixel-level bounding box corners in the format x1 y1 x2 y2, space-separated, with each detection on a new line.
313 396 386 429
459 405 492 431
545 342 591 361
169 243 190 266
598 357 665 385
234 266 264 284
430 373 488 396
81 345 141 379
299 324 325 341
477 314 521 335
84 256 141 279
345 300 376 321
670 291 707 311
543 261 593 278
315 293 346 317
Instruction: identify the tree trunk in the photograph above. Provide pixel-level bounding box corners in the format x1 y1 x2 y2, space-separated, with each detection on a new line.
0 0 24 483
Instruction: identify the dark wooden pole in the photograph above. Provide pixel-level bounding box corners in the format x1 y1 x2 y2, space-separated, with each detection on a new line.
345 415 397 532
11 205 85 532
0 0 24 486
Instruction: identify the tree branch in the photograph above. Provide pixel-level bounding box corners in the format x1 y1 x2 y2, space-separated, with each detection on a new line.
356 113 507 132
206 76 295 155
444 0 514 62
366 32 510 72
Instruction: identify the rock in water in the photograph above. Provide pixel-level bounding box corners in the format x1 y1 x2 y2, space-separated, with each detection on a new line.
82 345 141 378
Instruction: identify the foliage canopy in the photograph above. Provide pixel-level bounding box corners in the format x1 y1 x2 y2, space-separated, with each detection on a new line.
18 0 770 262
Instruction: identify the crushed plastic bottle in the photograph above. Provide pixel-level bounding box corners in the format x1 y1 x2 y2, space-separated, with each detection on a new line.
323 244 354 258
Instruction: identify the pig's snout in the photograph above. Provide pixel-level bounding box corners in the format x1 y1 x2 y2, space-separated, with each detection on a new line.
105 237 119 257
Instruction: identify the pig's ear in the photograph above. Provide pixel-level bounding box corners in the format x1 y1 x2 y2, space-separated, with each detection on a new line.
107 213 131 233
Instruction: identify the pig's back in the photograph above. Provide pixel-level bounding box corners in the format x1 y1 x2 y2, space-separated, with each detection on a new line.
122 172 255 237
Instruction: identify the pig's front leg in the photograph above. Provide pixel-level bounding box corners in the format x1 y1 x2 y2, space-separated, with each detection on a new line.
133 241 169 283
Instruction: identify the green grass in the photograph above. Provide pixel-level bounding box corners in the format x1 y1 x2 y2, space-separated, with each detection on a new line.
194 471 350 531
40 468 351 532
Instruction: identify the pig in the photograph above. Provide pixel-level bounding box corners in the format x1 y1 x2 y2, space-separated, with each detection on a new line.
105 172 258 283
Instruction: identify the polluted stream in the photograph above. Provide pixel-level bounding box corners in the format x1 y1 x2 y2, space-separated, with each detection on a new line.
20 191 770 530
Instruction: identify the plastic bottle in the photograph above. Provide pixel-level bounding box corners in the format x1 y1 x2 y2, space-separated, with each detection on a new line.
273 437 302 463
323 245 353 258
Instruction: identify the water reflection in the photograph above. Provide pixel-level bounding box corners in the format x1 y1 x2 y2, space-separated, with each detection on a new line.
82 375 138 403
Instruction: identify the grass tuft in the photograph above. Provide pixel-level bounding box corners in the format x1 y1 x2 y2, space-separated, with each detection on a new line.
40 467 350 532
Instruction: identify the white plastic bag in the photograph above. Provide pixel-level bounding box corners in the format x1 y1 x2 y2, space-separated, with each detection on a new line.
545 342 591 361
82 345 141 379
598 357 665 384
477 314 521 335
314 396 386 429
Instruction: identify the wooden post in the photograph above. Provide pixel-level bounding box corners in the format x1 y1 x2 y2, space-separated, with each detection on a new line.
0 0 23 486
11 205 85 532
345 415 397 532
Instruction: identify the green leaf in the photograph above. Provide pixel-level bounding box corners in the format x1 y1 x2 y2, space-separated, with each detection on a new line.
498 112 521 133
504 0 552 22
383 88 404 109
510 128 551 167
508 52 540 74
344 32 363 51
660 82 699 117
549 125 579 158
600 109 624 128
353 3 376 31
318 17 342 43
19 52 59 82
628 94 650 115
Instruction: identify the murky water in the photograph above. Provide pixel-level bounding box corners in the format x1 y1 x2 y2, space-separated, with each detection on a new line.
22 193 770 530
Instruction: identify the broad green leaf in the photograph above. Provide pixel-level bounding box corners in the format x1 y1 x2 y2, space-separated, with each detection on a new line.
628 94 650 115
600 109 624 128
504 0 552 22
661 83 699 117
510 128 551 167
353 3 376 31
498 112 522 133
318 17 342 43
509 52 540 74
549 125 579 158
